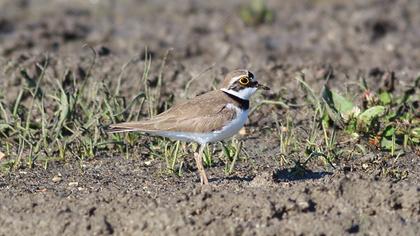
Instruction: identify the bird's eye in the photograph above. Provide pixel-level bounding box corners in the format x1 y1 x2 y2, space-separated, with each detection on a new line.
239 77 249 85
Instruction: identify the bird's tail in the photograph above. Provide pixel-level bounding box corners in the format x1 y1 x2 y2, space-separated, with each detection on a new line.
107 122 151 134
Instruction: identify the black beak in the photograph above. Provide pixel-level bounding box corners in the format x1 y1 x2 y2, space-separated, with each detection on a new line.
256 82 270 90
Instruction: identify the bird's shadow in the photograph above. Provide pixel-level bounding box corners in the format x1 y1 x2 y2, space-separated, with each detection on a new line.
224 175 254 182
210 175 254 183
210 168 332 184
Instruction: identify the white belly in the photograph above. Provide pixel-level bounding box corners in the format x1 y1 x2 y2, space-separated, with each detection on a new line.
154 106 248 145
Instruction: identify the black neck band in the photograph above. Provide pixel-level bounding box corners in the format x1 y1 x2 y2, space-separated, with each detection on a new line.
223 91 250 110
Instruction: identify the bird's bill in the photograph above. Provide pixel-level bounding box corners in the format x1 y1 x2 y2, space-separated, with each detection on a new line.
256 82 270 90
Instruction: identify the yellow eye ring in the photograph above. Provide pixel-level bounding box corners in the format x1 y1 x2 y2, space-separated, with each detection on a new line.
239 77 249 85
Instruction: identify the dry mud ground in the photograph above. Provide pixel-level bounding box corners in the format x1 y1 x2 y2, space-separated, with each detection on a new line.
0 0 419 235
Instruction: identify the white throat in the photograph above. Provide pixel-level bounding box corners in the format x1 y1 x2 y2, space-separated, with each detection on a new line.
220 87 257 100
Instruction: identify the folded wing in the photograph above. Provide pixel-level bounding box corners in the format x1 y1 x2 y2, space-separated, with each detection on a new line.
108 91 237 134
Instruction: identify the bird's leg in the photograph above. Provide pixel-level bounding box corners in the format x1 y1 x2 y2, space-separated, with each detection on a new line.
194 144 208 185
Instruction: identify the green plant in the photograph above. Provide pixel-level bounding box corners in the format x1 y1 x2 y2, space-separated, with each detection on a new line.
273 112 296 166
295 73 338 166
220 138 243 175
239 0 274 26
0 47 166 172
321 76 419 153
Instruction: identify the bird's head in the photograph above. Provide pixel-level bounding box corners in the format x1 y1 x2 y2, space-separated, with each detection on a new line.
220 69 269 100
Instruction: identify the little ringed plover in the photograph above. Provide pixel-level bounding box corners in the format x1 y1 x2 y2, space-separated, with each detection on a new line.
108 69 269 185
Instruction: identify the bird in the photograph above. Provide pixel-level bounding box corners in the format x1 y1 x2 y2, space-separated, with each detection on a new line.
108 69 269 185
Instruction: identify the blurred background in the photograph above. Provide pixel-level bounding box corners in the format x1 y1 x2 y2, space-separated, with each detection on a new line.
0 0 419 100
1 0 419 68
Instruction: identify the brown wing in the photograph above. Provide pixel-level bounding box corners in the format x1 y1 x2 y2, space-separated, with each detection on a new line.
108 90 237 133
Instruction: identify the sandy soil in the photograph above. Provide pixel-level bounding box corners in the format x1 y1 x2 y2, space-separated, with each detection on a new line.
0 0 419 235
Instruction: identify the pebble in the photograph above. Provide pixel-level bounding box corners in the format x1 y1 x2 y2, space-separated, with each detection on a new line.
52 176 62 183
144 160 152 166
68 182 79 187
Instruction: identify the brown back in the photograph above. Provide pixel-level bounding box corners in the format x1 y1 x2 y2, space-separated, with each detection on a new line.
110 90 243 133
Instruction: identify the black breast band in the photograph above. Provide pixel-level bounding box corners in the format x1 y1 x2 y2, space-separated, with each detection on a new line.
223 91 250 110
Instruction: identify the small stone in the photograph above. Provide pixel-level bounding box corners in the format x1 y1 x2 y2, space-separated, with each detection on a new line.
385 43 395 52
239 127 247 135
52 176 62 183
144 160 152 166
297 200 309 210
0 151 5 160
68 182 79 187
362 163 369 169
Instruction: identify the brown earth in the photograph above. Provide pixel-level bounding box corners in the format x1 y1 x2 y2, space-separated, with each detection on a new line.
0 0 419 235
